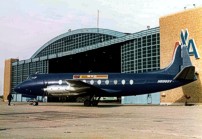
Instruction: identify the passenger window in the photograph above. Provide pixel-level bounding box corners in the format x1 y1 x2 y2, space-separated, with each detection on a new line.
97 80 101 85
130 80 134 85
83 80 86 83
105 80 109 85
90 80 94 85
122 80 126 85
114 80 118 85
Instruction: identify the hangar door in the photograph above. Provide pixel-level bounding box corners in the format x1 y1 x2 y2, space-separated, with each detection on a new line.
49 45 121 73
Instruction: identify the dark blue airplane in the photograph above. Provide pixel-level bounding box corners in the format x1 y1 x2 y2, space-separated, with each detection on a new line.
14 44 196 106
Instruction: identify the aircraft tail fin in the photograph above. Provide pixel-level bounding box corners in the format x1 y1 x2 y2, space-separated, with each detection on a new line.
163 42 193 75
174 66 195 80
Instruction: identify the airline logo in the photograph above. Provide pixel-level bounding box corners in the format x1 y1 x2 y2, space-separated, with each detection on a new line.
180 29 200 59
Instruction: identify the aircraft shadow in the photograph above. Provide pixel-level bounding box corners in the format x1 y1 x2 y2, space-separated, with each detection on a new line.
37 102 122 108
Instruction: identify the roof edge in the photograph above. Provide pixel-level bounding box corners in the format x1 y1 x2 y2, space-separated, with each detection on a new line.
31 28 126 58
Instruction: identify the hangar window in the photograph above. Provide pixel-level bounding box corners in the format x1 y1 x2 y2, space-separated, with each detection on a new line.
105 80 109 85
97 80 101 85
114 80 118 85
122 80 126 85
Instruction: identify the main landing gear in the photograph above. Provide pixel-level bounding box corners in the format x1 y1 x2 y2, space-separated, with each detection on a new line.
84 96 100 106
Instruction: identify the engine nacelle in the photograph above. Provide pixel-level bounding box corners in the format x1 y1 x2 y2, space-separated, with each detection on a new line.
43 84 89 96
43 85 74 93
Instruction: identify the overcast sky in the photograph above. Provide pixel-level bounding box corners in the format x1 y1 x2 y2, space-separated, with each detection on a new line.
1 0 202 95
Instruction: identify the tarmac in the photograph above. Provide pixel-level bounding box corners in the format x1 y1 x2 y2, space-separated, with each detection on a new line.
0 101 202 139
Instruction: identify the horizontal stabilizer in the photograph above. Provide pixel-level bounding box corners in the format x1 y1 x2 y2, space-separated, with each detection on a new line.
174 66 195 80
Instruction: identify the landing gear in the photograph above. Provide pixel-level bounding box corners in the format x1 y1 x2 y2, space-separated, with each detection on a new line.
33 101 38 106
28 99 38 106
92 100 99 106
83 96 100 107
84 100 91 106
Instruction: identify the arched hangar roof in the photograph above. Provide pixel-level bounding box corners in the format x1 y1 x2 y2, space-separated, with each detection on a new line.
31 28 126 58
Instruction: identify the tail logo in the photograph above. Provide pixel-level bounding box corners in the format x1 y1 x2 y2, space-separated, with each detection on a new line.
180 29 200 59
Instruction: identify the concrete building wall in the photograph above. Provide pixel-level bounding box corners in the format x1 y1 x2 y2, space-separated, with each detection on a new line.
160 7 202 104
3 59 18 101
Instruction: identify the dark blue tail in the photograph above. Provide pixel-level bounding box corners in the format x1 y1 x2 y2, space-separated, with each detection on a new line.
162 43 193 76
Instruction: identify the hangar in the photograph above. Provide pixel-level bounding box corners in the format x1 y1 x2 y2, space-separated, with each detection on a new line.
4 7 202 105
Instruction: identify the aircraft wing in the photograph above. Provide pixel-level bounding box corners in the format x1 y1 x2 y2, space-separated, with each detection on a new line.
66 80 107 96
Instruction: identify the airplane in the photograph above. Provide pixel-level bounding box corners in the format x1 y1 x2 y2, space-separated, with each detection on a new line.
14 43 197 106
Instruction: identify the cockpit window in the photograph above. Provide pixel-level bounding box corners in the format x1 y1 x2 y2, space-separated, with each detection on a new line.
26 76 30 80
26 75 37 80
31 76 37 79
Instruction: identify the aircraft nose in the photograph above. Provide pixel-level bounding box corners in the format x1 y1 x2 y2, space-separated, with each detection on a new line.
14 81 30 94
14 84 22 93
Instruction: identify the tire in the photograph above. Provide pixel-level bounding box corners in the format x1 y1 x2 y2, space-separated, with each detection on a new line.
33 101 38 106
92 101 98 106
84 100 91 106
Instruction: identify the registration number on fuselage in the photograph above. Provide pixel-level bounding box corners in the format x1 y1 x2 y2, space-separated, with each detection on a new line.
157 80 172 83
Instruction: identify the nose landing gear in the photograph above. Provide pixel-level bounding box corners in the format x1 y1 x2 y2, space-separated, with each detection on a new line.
28 99 38 106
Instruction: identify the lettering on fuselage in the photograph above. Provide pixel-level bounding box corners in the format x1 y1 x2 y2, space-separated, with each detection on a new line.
157 80 172 83
73 74 108 79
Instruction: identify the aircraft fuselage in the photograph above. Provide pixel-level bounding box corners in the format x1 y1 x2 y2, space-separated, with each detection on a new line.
14 72 192 97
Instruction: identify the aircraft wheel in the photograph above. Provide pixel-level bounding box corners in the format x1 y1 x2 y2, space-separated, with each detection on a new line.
84 100 91 106
92 101 98 106
33 101 38 106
